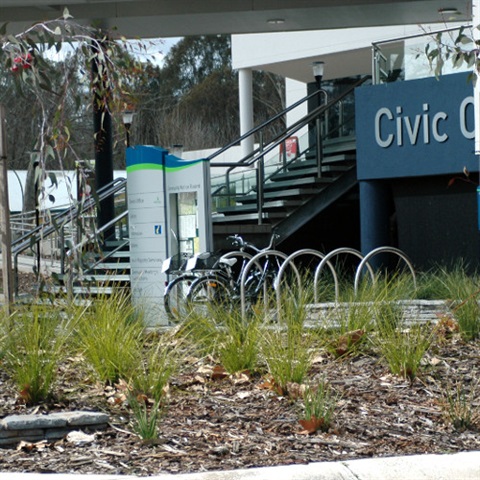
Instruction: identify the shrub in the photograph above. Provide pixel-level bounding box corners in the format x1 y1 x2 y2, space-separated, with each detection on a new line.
441 380 480 432
262 287 312 393
131 332 180 402
4 305 70 403
128 394 163 441
75 290 144 384
374 306 433 382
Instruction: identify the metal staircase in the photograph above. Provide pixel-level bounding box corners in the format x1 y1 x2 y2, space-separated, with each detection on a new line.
209 76 370 249
11 177 130 300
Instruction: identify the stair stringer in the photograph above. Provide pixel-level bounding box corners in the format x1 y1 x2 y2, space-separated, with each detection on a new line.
273 166 358 245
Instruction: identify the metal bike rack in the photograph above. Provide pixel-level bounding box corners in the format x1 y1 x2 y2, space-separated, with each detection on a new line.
353 246 416 295
314 247 375 303
239 249 299 321
274 249 337 323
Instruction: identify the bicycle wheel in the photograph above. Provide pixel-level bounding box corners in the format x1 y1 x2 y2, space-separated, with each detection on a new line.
186 274 232 317
164 274 198 323
219 250 253 283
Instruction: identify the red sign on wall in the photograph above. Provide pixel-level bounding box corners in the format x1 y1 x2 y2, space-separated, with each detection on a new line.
279 136 299 161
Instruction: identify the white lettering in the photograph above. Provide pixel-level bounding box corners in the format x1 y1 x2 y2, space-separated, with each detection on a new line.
374 107 394 147
432 112 448 142
396 106 403 146
404 114 421 144
422 104 430 144
374 102 450 148
460 96 475 139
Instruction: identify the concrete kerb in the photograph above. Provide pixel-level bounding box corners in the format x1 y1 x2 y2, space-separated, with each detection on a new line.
1 451 479 480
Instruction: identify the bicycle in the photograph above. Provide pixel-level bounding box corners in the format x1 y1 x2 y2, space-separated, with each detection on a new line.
185 233 285 318
163 250 224 323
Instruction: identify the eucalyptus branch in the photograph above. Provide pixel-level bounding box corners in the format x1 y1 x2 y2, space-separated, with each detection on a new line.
424 24 478 78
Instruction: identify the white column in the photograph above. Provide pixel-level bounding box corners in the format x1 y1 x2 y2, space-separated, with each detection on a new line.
238 68 254 159
474 1 480 154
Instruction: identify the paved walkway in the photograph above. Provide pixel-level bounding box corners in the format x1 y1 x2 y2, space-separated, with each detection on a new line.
1 451 479 479
8 253 61 274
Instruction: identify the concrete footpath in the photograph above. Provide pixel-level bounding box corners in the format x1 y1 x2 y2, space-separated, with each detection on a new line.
1 451 479 480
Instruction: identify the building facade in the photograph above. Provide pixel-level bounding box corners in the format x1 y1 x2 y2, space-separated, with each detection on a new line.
232 24 479 269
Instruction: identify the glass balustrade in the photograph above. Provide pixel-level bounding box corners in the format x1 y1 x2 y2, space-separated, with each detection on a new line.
373 25 472 85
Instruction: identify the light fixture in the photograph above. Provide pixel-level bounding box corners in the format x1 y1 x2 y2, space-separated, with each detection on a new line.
122 110 135 126
122 109 135 147
438 8 459 15
267 18 285 25
312 61 325 89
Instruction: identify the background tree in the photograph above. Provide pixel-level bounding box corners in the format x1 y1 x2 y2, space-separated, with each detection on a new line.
1 23 286 212
132 35 285 151
0 10 149 213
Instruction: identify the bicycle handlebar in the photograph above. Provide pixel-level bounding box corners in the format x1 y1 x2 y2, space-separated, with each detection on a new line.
226 230 279 253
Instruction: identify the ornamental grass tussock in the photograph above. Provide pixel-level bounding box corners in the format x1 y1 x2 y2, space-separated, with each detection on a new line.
299 379 339 434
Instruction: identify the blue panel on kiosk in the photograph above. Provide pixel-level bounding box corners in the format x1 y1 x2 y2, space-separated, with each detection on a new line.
126 145 167 170
164 154 207 172
355 72 477 180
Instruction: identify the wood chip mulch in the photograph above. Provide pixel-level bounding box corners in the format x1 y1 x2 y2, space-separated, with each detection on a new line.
0 322 479 477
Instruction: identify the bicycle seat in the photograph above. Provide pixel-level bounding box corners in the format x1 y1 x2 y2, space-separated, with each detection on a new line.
219 257 237 267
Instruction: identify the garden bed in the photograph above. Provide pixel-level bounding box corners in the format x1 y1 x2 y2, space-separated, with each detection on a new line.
0 326 479 476
0 270 479 476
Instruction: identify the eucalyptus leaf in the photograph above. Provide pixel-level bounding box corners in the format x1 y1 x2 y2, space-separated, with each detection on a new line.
45 145 55 160
48 172 58 188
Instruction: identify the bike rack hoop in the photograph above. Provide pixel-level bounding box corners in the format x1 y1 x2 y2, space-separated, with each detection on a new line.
240 249 298 321
314 247 374 303
275 249 337 323
353 246 416 296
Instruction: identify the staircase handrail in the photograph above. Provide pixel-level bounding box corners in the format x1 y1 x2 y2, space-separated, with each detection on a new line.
209 75 370 227
207 89 324 164
64 209 130 274
11 177 127 257
210 75 370 170
66 210 129 259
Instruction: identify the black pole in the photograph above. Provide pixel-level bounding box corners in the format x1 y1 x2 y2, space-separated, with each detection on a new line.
33 160 40 276
92 42 115 244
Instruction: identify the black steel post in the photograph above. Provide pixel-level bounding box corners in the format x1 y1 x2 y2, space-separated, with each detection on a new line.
92 42 115 244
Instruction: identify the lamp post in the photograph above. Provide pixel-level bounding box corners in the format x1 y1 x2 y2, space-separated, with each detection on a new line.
122 110 135 148
312 61 325 90
312 61 326 177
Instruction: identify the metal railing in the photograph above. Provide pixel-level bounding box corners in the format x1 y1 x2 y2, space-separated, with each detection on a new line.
11 177 128 296
210 75 370 223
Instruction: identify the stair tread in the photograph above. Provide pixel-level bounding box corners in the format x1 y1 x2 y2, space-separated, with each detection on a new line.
105 250 130 258
213 212 286 223
238 187 321 204
263 176 332 191
89 262 131 270
271 166 351 182
56 273 130 282
217 199 302 214
80 274 130 281
49 285 122 295
290 154 355 169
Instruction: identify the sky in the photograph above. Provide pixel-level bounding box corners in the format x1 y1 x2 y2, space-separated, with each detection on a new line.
125 37 181 66
44 37 182 67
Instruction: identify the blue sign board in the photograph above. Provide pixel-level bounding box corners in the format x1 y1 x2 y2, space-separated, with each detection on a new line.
355 72 477 180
